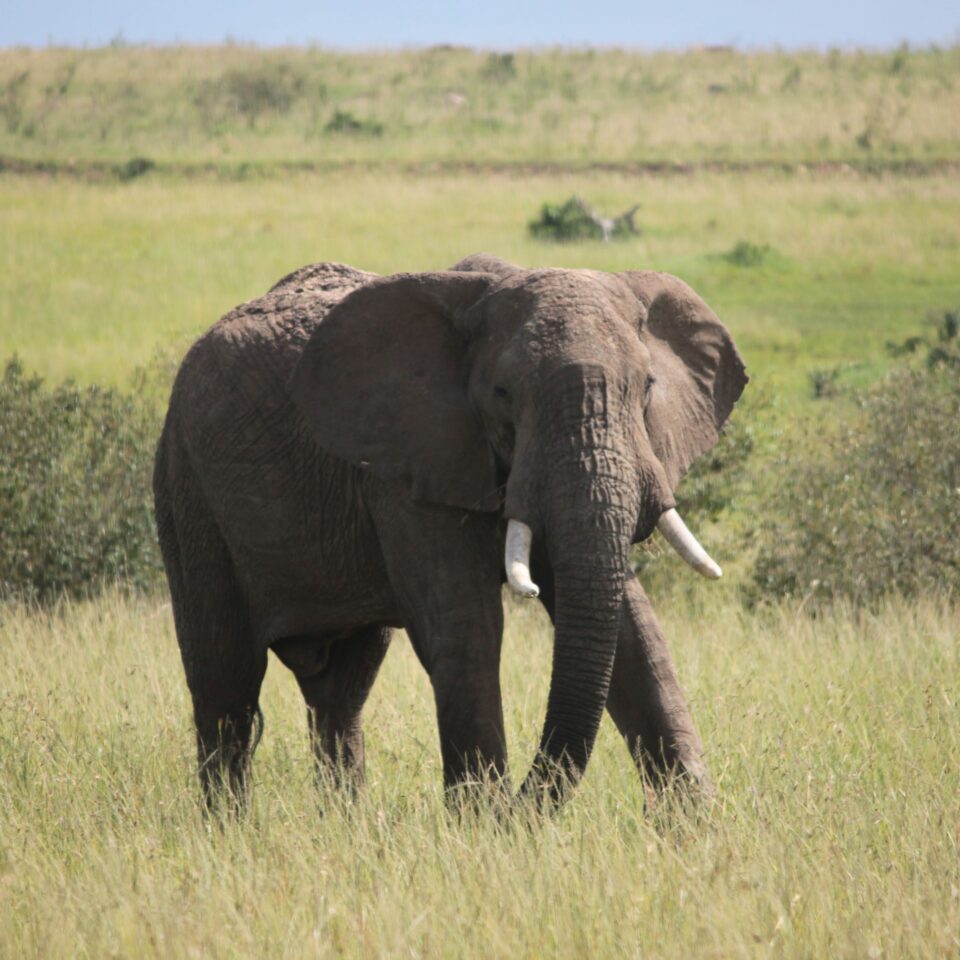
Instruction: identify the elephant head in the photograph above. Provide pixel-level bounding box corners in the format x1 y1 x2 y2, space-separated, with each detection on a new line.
289 254 746 798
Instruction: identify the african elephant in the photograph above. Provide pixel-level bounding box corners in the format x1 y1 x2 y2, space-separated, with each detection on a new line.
153 253 747 809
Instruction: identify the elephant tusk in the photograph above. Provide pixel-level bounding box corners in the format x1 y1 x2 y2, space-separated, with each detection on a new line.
505 519 540 598
657 508 722 579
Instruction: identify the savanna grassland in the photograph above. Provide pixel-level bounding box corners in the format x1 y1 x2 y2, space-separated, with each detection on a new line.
4 170 960 395
1 44 959 959
2 44 959 168
1 591 958 958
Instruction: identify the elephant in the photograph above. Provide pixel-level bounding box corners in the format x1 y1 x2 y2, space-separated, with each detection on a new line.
152 252 747 810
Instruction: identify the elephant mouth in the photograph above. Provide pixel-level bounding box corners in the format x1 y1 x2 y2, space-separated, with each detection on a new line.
504 510 721 597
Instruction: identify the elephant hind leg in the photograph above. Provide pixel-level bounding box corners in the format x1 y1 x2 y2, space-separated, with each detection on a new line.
156 449 267 812
180 592 267 811
277 625 391 791
190 649 267 812
181 592 266 811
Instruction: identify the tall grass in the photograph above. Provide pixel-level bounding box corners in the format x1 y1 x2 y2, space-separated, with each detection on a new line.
1 589 957 957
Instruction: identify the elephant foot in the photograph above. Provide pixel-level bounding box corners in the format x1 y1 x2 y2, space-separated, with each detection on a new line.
641 752 716 820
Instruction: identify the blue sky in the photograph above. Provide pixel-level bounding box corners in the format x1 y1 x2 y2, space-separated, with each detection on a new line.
2 0 958 49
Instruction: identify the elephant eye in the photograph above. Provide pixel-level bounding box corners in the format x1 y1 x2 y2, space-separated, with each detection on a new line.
645 374 656 395
493 385 510 401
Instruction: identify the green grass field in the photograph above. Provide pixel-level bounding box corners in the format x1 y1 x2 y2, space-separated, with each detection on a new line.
2 44 960 959
3 170 959 399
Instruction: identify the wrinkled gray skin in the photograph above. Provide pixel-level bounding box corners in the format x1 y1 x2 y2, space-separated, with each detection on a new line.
153 253 747 809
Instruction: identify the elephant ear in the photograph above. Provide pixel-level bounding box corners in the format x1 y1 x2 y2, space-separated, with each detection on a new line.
620 271 748 490
289 271 501 511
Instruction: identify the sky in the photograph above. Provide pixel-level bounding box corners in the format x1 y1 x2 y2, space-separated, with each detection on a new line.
2 0 958 49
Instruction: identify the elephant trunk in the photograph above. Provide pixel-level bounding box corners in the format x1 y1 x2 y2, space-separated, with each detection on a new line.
518 450 639 806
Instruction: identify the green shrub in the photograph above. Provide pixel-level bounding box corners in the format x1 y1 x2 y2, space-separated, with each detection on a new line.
529 198 599 241
751 353 960 605
114 156 155 181
0 70 30 134
673 400 759 525
324 109 384 136
0 358 163 603
808 365 842 399
720 240 773 267
780 64 803 92
528 196 639 243
886 310 960 370
481 53 517 83
195 63 306 130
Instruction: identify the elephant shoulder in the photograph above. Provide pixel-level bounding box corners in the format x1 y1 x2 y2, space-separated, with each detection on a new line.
167 263 377 439
250 261 379 341
193 262 378 365
267 261 378 298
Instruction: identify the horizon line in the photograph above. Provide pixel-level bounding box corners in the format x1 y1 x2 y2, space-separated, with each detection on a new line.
2 38 955 54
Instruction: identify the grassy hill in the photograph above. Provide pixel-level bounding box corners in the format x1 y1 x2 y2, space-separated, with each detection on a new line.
2 45 959 171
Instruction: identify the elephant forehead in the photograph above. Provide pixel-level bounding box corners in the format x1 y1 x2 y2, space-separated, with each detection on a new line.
505 270 637 324
519 297 646 367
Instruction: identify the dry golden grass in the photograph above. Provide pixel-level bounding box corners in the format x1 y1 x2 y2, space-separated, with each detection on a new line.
1 589 957 958
1 45 959 166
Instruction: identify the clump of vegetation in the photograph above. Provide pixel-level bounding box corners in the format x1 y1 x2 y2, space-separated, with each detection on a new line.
481 52 516 82
195 62 306 130
752 312 960 604
853 97 906 153
888 44 910 75
529 198 598 241
323 109 384 137
528 196 639 242
808 365 842 399
780 64 803 92
0 358 163 603
114 156 155 181
674 400 760 525
0 69 30 133
720 240 773 267
887 310 960 369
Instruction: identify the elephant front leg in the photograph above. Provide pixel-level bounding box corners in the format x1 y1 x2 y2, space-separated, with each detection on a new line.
425 641 508 792
605 574 715 800
402 592 508 796
373 495 508 798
